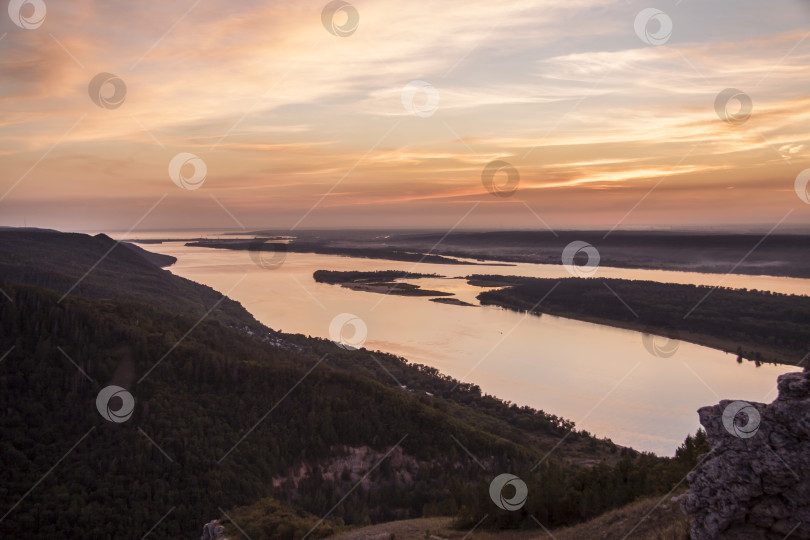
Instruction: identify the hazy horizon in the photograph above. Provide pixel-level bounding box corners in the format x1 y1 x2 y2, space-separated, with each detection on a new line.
7 224 810 236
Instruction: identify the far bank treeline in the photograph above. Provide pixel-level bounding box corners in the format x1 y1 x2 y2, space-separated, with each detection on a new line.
469 275 810 366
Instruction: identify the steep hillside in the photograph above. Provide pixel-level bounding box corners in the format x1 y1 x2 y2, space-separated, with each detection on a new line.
0 281 541 537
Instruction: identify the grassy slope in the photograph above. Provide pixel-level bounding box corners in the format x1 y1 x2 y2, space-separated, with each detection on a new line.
326 493 689 540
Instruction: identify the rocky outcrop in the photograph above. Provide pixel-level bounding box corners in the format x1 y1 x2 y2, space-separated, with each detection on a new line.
682 368 810 539
201 519 225 540
271 445 419 490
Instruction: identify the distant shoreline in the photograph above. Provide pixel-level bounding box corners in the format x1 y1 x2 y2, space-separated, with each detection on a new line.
150 229 810 279
184 239 481 266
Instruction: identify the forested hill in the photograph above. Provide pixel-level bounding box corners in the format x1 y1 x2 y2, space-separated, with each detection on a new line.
0 229 256 331
0 229 707 539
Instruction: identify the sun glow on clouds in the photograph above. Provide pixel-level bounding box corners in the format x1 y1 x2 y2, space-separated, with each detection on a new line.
0 0 809 230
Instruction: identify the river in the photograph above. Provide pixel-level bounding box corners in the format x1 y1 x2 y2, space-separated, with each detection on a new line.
138 239 804 456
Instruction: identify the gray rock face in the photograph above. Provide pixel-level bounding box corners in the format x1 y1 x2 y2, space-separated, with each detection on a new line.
682 368 810 539
201 519 225 540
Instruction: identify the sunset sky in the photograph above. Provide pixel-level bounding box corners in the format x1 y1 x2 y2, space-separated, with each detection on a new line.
1 0 809 231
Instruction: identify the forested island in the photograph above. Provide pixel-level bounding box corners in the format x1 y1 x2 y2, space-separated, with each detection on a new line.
469 275 810 366
313 270 453 297
313 267 810 366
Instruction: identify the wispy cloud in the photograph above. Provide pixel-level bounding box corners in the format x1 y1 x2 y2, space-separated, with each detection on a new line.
0 0 808 229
